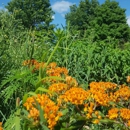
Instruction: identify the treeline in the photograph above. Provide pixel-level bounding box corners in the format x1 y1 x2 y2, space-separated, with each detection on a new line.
0 0 130 43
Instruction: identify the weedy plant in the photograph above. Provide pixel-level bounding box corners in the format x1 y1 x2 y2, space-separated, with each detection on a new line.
2 59 130 130
0 19 130 129
1 35 130 129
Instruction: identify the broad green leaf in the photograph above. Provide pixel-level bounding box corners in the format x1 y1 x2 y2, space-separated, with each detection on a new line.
35 87 52 94
27 91 37 96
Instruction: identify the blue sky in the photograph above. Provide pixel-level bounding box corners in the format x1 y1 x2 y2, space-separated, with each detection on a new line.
0 0 130 27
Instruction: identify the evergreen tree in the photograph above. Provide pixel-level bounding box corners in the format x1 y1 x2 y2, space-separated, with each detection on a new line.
6 0 54 30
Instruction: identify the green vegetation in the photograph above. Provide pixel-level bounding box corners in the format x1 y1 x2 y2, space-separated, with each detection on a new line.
6 0 54 30
0 0 130 129
66 0 130 43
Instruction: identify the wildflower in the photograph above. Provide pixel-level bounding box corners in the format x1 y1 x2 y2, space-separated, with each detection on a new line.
23 59 39 66
46 64 68 83
24 94 62 130
0 122 3 130
107 108 119 119
22 59 44 72
114 85 130 101
89 82 117 91
59 87 90 105
46 66 68 77
65 76 78 87
93 119 100 124
47 62 57 69
89 82 118 106
86 113 92 119
120 108 130 120
49 83 68 94
85 102 95 119
98 115 101 119
127 120 130 127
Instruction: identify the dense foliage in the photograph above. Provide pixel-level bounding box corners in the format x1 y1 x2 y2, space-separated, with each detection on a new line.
65 0 130 42
6 0 54 30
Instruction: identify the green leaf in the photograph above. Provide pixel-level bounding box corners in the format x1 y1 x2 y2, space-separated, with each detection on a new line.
35 87 52 94
15 109 21 130
27 91 37 96
35 76 65 88
100 119 115 124
22 93 28 104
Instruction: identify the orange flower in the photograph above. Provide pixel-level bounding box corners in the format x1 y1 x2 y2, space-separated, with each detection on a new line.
93 119 100 124
127 120 130 126
0 122 3 130
22 59 45 72
65 76 78 87
84 102 95 119
89 82 119 106
24 94 62 129
107 108 119 119
47 62 57 69
49 83 68 94
114 85 130 101
23 59 39 66
120 108 130 120
59 87 90 105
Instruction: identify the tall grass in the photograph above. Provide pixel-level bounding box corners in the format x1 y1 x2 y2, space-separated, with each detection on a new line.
53 36 130 86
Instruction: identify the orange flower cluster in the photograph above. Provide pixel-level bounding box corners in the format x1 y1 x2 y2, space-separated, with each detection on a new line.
84 102 94 119
65 76 78 87
107 108 119 119
120 108 130 120
49 83 68 94
89 82 117 91
22 61 130 129
0 122 2 130
23 60 78 87
84 103 101 124
47 62 68 77
114 85 130 101
23 59 45 72
83 103 102 124
89 82 130 106
59 87 90 105
46 62 69 83
24 94 62 129
107 108 130 126
89 82 115 106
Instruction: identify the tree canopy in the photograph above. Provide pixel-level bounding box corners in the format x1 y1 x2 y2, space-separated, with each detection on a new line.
6 0 54 30
65 0 130 43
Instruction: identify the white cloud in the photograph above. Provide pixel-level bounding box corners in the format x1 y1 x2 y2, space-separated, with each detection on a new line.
127 16 130 26
52 1 73 14
52 15 55 19
0 6 8 11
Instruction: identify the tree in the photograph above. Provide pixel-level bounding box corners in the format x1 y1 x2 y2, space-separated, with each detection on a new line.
65 0 130 42
6 0 54 30
93 0 130 43
65 0 99 37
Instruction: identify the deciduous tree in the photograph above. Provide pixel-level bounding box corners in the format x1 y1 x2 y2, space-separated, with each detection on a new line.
6 0 54 30
65 0 130 42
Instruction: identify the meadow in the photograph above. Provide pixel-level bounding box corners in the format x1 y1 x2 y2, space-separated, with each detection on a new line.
0 16 130 130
